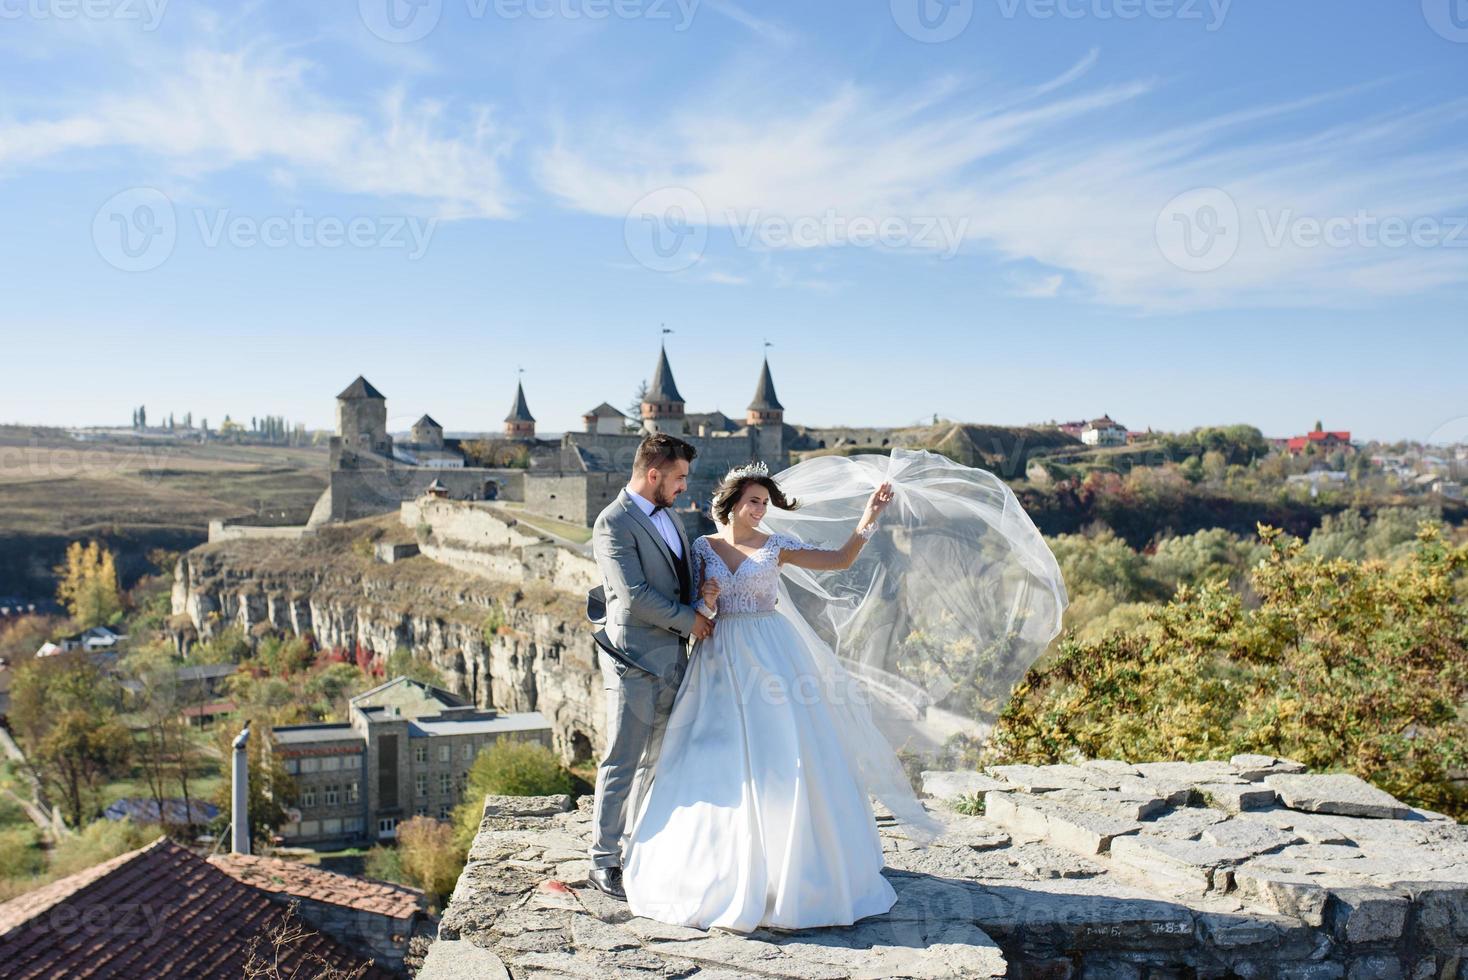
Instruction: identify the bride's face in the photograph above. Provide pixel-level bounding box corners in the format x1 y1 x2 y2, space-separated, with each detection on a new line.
731 484 769 529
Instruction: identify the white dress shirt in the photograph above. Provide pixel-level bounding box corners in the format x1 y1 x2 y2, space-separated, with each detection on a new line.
627 487 683 559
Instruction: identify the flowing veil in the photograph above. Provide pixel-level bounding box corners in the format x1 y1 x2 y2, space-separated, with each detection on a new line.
760 448 1068 843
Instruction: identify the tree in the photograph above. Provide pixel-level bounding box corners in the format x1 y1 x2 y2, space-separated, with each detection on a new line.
992 524 1468 819
54 540 122 628
213 723 294 849
126 651 203 835
452 738 571 847
10 656 132 827
395 816 464 910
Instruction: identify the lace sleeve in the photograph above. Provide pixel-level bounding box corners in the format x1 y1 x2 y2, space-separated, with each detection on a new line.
768 530 834 553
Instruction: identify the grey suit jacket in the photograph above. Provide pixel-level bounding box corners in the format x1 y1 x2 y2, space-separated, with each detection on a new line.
588 490 698 679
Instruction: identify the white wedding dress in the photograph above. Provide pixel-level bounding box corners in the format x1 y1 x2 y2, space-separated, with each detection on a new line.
621 531 897 933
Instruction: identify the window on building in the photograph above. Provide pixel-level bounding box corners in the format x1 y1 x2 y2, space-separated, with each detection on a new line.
377 817 397 839
343 817 363 833
344 754 361 770
300 820 320 837
439 772 451 794
284 758 299 774
416 773 427 798
322 818 342 836
415 745 427 764
324 785 339 806
301 786 316 808
438 804 451 820
299 757 320 773
438 744 450 763
347 781 359 803
415 805 428 817
282 821 300 837
322 756 341 771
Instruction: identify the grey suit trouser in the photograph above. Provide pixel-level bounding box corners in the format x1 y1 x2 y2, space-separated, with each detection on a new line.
589 649 683 869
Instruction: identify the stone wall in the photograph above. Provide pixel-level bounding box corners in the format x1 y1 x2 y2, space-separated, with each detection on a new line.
402 498 599 596
418 758 1468 979
319 464 528 525
523 472 623 527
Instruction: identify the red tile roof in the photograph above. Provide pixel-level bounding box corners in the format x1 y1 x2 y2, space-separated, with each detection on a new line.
0 838 391 979
209 853 425 920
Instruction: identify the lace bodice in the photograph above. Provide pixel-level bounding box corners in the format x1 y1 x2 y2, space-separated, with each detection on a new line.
693 531 831 615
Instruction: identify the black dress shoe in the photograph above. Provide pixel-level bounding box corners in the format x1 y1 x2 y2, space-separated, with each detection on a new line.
588 866 627 900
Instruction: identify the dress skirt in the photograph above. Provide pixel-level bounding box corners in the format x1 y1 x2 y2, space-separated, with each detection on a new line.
622 609 897 933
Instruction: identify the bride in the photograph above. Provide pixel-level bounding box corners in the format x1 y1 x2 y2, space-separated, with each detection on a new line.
622 463 905 932
621 450 1067 933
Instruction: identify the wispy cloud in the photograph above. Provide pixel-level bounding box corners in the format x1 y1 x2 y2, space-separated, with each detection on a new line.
535 52 1468 311
702 0 796 46
0 47 515 219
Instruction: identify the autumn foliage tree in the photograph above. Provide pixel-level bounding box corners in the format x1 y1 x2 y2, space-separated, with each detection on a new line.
990 523 1468 819
54 539 122 628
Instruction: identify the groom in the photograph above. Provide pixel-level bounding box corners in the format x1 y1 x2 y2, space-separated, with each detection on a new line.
585 432 715 899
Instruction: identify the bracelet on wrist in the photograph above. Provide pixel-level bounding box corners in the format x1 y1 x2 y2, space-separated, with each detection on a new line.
857 521 877 540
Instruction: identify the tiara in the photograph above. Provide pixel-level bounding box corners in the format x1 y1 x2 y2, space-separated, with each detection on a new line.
723 460 769 482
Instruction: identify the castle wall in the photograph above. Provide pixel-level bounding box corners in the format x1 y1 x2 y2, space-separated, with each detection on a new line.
326 467 527 523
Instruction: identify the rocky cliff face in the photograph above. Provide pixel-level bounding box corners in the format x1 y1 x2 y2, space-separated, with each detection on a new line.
170 519 604 765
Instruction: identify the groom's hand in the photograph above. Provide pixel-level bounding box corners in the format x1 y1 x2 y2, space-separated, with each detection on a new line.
691 612 715 640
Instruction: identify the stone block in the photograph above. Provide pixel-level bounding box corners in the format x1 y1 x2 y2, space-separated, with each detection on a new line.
1201 819 1302 855
921 769 1008 799
415 937 512 980
1230 754 1309 781
1346 955 1405 980
1327 887 1410 944
1198 782 1279 815
1390 880 1468 945
1108 836 1253 895
987 764 1099 793
1232 868 1331 926
1265 774 1413 820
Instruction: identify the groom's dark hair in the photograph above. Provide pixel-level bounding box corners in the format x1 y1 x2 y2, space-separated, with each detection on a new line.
633 432 697 476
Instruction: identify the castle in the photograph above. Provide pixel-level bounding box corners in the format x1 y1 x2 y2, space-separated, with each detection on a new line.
308 345 808 530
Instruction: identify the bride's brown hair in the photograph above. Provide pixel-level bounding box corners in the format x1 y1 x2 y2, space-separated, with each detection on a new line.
710 471 799 525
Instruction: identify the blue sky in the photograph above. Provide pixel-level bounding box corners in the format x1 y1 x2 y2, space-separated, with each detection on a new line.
1 0 1466 442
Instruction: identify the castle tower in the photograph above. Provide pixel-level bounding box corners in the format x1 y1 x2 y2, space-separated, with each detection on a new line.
336 376 391 457
746 357 784 461
411 414 444 448
504 381 536 440
641 344 686 435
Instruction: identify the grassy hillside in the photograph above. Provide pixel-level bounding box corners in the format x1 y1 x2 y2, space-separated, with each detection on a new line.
0 426 328 596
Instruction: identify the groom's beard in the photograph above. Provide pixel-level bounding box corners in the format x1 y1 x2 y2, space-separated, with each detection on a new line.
654 485 678 509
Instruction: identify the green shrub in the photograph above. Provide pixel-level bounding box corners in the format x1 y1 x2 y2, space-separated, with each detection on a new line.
453 738 571 847
992 524 1468 819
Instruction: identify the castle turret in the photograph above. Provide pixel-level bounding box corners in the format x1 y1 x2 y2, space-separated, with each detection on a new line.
505 381 536 440
641 344 686 435
746 357 784 461
336 376 391 457
411 414 444 448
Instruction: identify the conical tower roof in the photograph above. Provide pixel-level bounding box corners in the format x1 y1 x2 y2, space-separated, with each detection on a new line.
505 381 535 423
337 375 384 400
647 344 684 404
747 358 783 413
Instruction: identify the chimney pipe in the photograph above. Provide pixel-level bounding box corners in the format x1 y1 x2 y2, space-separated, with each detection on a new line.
231 724 250 855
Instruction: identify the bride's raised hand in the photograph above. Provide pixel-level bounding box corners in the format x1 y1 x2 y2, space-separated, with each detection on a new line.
860 482 895 531
700 577 721 606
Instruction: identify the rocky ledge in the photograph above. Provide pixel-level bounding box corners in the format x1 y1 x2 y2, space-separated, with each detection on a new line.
418 758 1468 979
